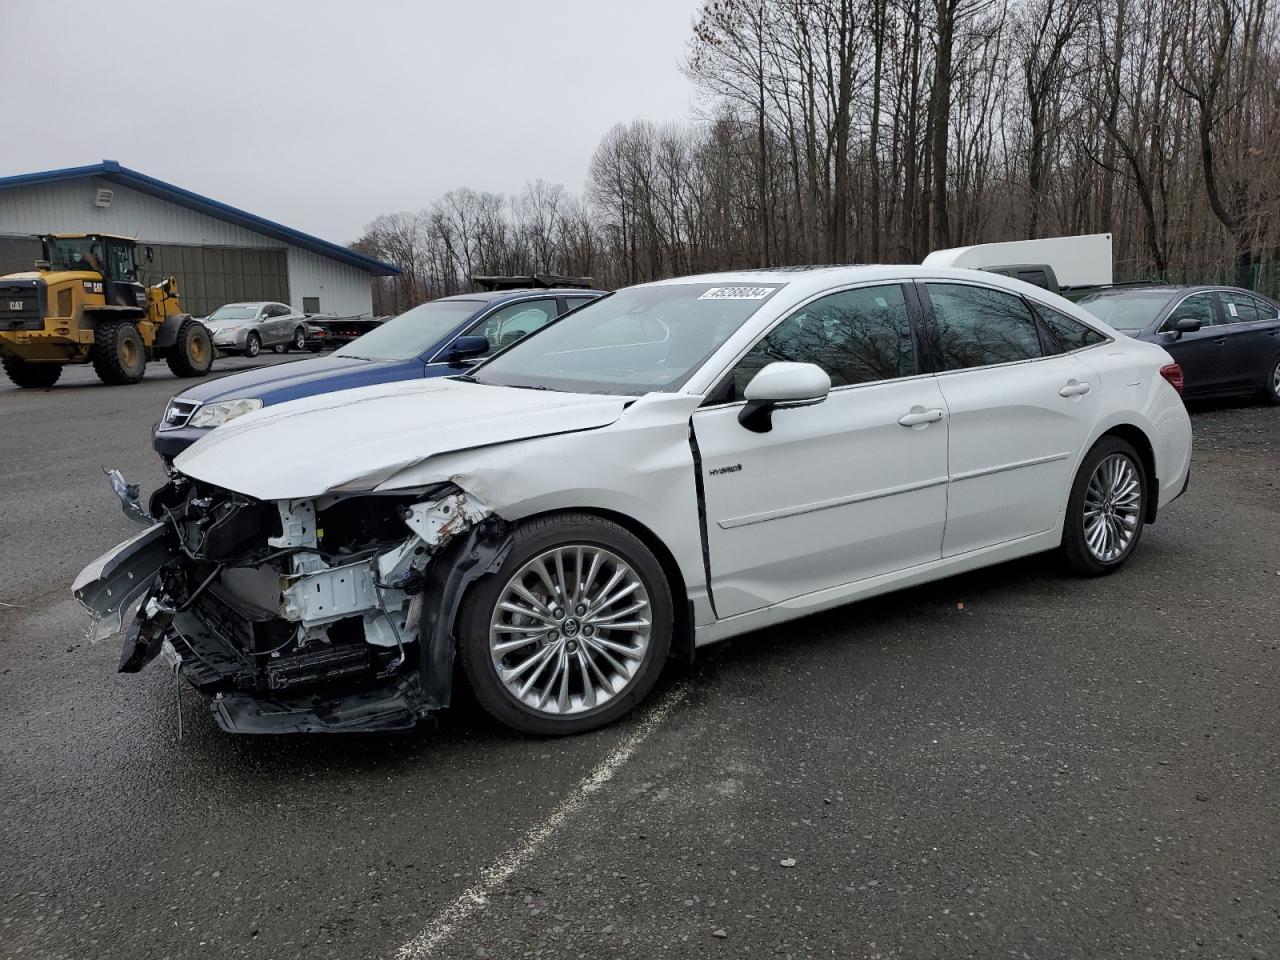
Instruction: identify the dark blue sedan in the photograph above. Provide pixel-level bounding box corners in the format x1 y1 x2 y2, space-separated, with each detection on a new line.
153 287 603 459
1077 285 1280 403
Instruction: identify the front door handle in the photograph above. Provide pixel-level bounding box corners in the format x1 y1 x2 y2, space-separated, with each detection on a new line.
1213 337 1227 345
898 408 944 427
1058 380 1092 398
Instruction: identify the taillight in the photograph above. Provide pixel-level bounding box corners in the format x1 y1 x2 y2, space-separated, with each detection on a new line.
1160 362 1184 394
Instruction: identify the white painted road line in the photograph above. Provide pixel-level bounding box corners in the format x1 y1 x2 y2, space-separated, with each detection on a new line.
393 683 688 960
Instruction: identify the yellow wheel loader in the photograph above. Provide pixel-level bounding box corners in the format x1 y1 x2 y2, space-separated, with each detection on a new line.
0 233 213 388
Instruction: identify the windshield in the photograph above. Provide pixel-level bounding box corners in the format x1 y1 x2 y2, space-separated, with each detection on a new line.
336 300 482 361
472 282 784 394
207 305 259 321
1077 290 1176 331
45 237 104 273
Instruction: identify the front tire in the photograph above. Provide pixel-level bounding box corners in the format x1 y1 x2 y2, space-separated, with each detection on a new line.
244 332 261 358
1 356 62 388
458 513 673 736
91 321 147 385
1060 437 1148 576
165 318 213 378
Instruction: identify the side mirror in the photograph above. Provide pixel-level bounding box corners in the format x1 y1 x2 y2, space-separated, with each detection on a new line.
144 246 154 263
1167 316 1202 340
738 361 831 433
448 335 490 365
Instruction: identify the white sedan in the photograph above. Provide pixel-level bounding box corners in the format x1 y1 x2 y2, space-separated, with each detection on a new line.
74 266 1192 735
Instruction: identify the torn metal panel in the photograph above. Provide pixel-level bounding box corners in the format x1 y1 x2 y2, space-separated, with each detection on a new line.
105 468 151 524
403 491 491 546
268 499 317 549
72 523 175 642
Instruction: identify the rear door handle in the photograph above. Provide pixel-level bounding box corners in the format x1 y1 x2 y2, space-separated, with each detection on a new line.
1213 337 1227 345
898 408 944 427
1058 380 1092 398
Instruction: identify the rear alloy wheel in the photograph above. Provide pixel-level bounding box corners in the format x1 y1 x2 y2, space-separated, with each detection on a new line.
459 513 673 735
291 326 307 351
1060 437 1147 575
165 317 213 378
1 356 62 388
1263 353 1280 406
91 321 147 385
244 332 261 358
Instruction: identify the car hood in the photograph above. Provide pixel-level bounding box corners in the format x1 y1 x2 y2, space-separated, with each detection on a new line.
173 354 395 404
174 377 630 501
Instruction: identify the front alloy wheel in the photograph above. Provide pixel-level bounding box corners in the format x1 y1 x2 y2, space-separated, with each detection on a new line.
489 545 652 716
459 513 673 735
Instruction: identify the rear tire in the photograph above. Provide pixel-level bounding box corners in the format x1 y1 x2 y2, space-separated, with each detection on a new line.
1 356 62 388
91 321 147 385
291 326 307 351
1060 437 1148 576
458 513 673 736
165 318 214 378
1262 353 1280 406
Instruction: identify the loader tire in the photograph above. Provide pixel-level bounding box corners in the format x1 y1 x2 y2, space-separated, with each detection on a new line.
92 321 147 385
165 318 214 378
1 356 62 388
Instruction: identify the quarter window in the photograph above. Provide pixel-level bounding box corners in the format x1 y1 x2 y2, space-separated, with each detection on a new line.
1166 293 1218 329
1033 301 1107 351
1251 295 1280 320
926 283 1043 370
731 284 916 397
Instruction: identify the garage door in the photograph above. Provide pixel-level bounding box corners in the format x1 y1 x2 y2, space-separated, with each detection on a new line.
140 244 289 318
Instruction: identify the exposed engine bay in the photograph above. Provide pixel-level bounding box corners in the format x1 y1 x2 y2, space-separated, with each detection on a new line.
73 472 508 733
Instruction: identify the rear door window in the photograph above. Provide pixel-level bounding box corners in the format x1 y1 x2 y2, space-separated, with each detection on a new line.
926 283 1044 370
1221 292 1260 324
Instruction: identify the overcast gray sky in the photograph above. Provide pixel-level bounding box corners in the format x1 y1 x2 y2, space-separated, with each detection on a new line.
1 0 701 245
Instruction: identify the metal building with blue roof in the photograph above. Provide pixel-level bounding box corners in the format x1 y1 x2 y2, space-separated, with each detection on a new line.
0 160 399 317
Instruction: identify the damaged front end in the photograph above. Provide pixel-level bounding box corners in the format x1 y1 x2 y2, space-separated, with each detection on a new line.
72 473 508 733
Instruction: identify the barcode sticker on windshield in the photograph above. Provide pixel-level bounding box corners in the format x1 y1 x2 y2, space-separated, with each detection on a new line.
699 286 774 301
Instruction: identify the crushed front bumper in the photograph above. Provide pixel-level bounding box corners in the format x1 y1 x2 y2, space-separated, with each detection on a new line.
72 477 509 734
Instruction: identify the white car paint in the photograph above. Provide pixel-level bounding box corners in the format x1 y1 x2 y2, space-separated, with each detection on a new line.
167 265 1191 647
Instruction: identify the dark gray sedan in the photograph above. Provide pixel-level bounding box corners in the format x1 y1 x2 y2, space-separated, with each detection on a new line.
1078 285 1280 403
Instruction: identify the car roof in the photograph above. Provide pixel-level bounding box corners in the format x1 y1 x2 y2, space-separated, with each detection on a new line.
435 288 607 305
1082 284 1272 298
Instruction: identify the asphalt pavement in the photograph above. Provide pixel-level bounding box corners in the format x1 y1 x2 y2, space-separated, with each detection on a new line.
1 359 1277 960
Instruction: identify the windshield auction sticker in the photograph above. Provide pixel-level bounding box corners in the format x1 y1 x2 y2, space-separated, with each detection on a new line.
699 286 776 300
